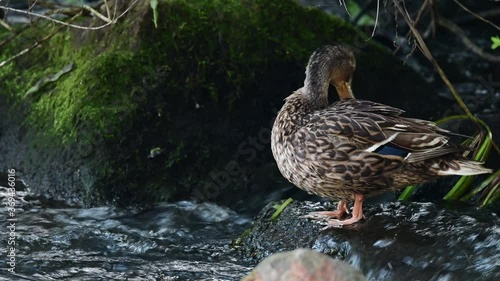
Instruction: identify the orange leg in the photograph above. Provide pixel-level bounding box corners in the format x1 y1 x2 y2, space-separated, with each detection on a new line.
323 194 364 229
302 200 349 221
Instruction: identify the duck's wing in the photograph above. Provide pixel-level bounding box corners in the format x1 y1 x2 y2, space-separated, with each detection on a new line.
330 98 405 116
304 99 462 162
291 126 404 185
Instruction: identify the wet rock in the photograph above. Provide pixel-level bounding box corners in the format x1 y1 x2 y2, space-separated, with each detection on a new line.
242 248 366 281
240 200 500 281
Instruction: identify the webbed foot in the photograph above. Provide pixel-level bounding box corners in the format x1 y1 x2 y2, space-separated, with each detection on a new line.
322 216 363 229
301 201 348 221
321 194 365 229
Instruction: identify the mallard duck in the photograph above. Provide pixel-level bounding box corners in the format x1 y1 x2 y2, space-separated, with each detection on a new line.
271 44 492 228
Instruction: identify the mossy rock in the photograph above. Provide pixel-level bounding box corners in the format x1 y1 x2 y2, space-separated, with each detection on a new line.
0 0 443 206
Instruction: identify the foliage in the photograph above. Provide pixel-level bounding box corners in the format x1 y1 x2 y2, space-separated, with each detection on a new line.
492 36 500 50
388 0 498 207
150 0 159 28
399 115 497 206
271 198 294 220
346 0 375 25
0 0 375 205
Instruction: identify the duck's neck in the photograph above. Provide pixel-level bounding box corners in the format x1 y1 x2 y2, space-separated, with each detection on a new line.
303 63 330 110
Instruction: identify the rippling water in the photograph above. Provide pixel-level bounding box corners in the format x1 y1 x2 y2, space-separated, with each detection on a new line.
2 180 500 281
0 185 253 280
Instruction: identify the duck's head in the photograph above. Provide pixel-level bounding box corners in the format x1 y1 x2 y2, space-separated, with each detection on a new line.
304 44 356 100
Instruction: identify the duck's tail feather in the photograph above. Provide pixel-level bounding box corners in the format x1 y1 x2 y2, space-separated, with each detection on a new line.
405 146 463 163
436 160 492 176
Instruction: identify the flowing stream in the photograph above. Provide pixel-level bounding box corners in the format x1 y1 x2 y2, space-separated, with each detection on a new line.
0 182 255 281
1 2 498 280
2 181 499 281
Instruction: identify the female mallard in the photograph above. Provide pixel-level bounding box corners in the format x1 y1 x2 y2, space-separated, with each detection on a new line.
271 44 492 228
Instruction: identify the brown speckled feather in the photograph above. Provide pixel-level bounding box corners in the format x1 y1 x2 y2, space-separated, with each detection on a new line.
271 45 491 203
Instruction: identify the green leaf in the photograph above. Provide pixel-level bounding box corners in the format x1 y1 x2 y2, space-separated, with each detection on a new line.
461 170 500 202
444 175 475 201
398 185 416 201
435 115 494 201
491 36 500 50
347 0 375 25
401 115 494 204
481 179 499 208
150 0 159 28
270 198 293 221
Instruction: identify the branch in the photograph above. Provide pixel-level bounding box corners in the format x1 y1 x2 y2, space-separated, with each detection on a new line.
0 12 82 68
0 0 139 30
103 0 111 19
392 0 500 155
82 5 112 24
338 0 352 17
453 0 500 32
438 17 500 63
0 7 83 49
0 17 12 31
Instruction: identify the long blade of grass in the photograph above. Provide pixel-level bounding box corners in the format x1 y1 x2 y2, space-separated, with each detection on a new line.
461 170 500 201
444 175 475 200
398 185 416 200
481 180 499 208
392 0 500 156
473 126 492 162
401 114 493 201
444 118 492 200
435 115 492 161
270 198 293 221
438 116 496 204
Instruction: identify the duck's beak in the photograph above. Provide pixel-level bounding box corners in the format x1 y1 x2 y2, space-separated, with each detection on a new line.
336 81 355 99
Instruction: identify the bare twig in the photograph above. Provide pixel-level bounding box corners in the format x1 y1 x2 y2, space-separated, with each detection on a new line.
453 0 500 32
353 0 380 39
112 0 118 20
339 0 352 17
370 0 380 39
0 12 83 68
438 17 500 63
392 0 500 155
0 17 12 31
0 7 83 49
477 8 500 19
0 0 139 30
103 0 111 20
393 0 430 54
428 0 437 37
393 1 460 105
405 0 435 37
0 47 30 68
82 5 112 24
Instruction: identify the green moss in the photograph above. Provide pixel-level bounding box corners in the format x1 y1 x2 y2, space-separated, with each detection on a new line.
4 0 365 143
0 0 409 206
140 0 367 109
31 50 140 143
1 14 148 145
